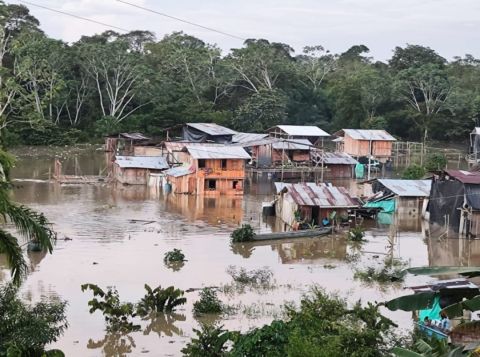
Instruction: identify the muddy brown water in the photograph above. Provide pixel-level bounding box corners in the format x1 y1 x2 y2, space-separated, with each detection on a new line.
0 146 477 356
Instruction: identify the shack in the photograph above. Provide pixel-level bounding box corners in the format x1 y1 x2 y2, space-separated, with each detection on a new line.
333 129 396 161
320 152 358 179
105 133 150 154
267 125 330 145
114 156 169 185
274 182 359 228
271 139 311 164
133 145 162 157
429 170 480 236
165 145 251 195
232 132 269 144
364 179 432 224
161 142 221 165
182 123 237 144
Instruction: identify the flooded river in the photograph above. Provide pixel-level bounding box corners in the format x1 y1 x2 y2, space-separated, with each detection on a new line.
1 146 477 356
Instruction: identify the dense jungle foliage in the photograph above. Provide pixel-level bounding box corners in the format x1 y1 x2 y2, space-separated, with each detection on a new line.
0 2 479 146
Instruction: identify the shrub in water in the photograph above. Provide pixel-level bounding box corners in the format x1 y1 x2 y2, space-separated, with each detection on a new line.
181 323 231 357
230 224 255 243
136 284 186 317
402 164 425 179
81 283 140 332
193 288 223 316
347 226 365 242
164 249 186 263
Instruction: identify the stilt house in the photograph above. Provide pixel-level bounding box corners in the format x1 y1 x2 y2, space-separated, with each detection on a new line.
267 125 330 146
333 129 396 161
182 123 237 144
165 145 251 195
105 133 150 154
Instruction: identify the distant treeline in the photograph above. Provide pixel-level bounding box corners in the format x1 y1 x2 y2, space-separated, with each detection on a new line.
0 2 479 146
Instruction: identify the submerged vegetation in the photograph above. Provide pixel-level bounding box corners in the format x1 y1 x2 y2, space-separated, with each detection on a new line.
193 288 226 317
230 224 255 243
354 258 408 285
184 288 400 357
81 283 187 333
346 226 366 242
164 248 186 263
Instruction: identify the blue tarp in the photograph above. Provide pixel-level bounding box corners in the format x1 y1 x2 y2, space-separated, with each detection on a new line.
355 164 364 179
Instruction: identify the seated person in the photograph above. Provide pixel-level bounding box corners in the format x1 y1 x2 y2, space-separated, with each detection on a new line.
423 316 431 326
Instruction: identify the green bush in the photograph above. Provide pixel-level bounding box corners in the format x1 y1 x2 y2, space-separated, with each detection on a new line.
226 266 273 286
230 224 255 243
81 283 140 333
347 226 365 242
424 153 447 172
193 288 224 316
181 323 231 357
354 258 408 284
136 284 186 316
0 283 67 357
164 249 186 263
402 164 425 179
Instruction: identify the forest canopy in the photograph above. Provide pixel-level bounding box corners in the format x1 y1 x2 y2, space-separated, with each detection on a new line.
0 2 479 146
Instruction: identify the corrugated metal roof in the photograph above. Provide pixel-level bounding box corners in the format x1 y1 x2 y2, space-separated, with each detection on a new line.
107 132 151 140
186 123 237 136
377 179 432 197
335 129 396 141
115 156 169 170
272 139 311 150
270 125 330 137
165 165 196 177
274 182 359 208
232 132 269 143
186 145 251 160
163 141 222 152
322 152 358 165
446 170 480 184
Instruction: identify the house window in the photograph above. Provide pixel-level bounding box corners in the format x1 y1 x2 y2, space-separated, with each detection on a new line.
221 159 227 169
206 179 216 190
198 159 206 168
232 180 239 189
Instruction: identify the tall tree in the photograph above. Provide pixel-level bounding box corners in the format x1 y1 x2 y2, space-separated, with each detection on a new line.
396 64 451 142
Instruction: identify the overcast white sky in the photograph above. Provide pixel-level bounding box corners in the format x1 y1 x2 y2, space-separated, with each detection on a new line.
7 0 480 61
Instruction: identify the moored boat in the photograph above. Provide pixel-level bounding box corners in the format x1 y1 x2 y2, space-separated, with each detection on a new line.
252 227 332 241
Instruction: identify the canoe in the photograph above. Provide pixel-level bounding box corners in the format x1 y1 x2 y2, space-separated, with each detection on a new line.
416 322 448 340
253 227 332 241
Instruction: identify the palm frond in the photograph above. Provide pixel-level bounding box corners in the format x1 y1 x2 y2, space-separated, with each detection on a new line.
3 202 55 252
0 228 27 284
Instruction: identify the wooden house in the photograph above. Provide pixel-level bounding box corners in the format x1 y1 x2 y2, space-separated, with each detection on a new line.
182 123 237 144
133 145 162 157
429 170 480 236
161 142 221 166
105 133 150 154
113 156 169 185
333 129 396 161
165 145 251 195
274 182 359 228
267 125 330 146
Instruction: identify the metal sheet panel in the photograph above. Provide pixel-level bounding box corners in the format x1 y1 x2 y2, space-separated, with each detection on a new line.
322 152 358 165
446 170 480 185
335 129 396 141
377 179 432 197
165 165 196 177
232 132 269 143
272 125 330 137
186 123 237 136
115 156 169 170
186 145 251 159
272 139 311 150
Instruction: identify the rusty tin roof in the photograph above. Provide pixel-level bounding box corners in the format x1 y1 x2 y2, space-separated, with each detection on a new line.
275 182 359 208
